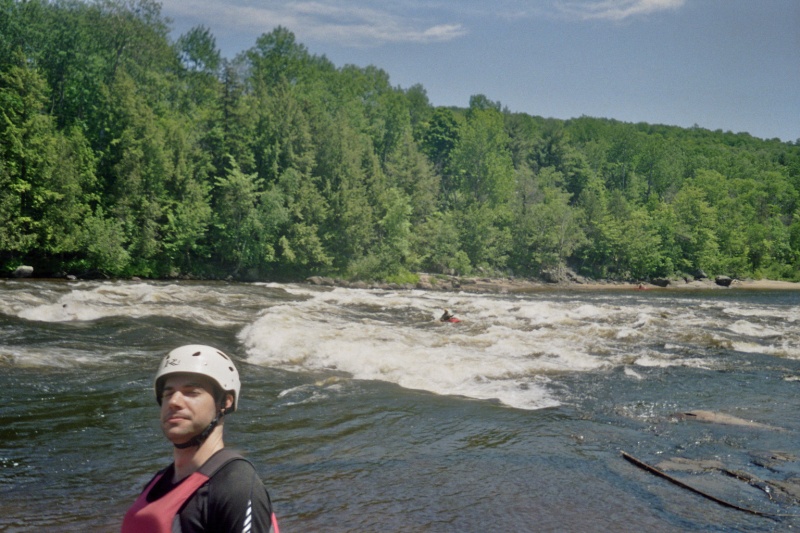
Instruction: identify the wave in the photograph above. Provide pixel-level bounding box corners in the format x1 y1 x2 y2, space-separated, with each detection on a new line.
3 281 798 409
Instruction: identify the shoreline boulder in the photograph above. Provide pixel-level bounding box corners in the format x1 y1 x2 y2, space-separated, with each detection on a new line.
715 275 733 287
13 265 33 278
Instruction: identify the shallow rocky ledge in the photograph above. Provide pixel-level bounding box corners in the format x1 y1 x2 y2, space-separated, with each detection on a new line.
5 264 798 292
306 273 800 294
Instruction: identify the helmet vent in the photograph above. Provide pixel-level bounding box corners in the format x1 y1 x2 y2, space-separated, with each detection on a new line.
192 351 201 356
217 351 230 360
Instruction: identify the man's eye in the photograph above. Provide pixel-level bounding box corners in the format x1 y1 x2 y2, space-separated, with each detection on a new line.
162 387 205 399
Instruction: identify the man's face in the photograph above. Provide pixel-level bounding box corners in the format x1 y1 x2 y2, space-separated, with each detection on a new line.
160 373 218 445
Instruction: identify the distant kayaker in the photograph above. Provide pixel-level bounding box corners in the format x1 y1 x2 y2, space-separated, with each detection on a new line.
121 344 279 532
440 309 460 323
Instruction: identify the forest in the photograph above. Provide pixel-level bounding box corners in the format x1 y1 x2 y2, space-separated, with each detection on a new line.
2 0 800 283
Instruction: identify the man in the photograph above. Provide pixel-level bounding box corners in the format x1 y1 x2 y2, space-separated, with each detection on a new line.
439 309 460 323
122 344 279 532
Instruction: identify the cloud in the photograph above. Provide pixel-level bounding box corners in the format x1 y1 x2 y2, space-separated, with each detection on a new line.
291 2 466 45
160 0 466 46
556 0 686 21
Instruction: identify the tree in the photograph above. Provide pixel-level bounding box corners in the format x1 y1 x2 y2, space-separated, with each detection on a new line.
449 104 514 207
159 118 213 273
670 184 720 274
81 207 130 274
360 187 415 279
102 70 170 273
247 26 310 87
40 126 98 258
615 207 665 279
0 52 52 256
176 25 220 74
314 105 380 269
404 83 431 142
602 125 643 197
457 203 512 272
384 128 440 222
420 107 460 206
511 167 586 275
336 64 410 165
275 168 331 271
251 78 314 185
211 58 257 175
413 211 471 275
211 158 288 276
635 134 685 200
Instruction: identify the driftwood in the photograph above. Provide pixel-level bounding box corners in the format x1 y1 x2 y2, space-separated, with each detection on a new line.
622 451 778 517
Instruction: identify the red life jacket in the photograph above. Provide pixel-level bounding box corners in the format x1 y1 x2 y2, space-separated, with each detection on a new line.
121 449 279 533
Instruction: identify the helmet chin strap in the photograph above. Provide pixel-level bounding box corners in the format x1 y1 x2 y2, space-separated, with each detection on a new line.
173 408 227 450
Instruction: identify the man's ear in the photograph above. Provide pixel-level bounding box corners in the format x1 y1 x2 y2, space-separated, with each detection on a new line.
224 392 234 411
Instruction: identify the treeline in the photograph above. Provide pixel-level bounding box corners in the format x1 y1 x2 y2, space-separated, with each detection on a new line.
2 0 799 282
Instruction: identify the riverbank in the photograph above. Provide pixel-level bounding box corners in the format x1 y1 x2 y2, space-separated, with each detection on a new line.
306 273 800 294
7 266 798 293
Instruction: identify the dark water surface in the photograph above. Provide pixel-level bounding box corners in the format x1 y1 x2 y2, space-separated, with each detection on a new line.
1 280 799 531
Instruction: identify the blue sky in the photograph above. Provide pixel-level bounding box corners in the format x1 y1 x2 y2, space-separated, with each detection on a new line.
159 0 799 142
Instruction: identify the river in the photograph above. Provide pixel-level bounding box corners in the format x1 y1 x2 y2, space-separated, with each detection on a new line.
1 280 799 531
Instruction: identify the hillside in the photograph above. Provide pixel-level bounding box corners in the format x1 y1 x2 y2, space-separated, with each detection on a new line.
2 0 799 282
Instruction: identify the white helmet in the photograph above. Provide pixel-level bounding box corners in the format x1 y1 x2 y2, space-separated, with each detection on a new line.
154 345 241 412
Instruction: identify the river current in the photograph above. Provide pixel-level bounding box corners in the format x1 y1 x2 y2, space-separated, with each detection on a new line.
1 280 799 531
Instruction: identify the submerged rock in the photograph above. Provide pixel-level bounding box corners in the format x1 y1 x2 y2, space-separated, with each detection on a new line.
672 409 784 431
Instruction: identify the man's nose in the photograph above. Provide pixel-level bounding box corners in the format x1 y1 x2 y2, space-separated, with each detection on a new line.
167 391 186 406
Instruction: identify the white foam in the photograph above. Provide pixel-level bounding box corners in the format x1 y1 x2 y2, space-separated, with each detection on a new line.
0 346 110 368
634 355 715 369
723 305 796 321
624 367 644 380
238 287 645 410
727 320 782 338
5 281 798 410
9 282 260 326
245 287 762 408
731 340 800 359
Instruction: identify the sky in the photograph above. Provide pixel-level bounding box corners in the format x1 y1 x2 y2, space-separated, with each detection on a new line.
158 0 799 142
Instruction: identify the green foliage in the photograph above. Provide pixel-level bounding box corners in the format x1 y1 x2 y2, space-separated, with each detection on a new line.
210 158 288 275
511 167 587 275
176 26 220 74
450 104 515 207
0 51 51 254
81 207 130 275
668 184 720 274
384 128 439 221
413 211 471 275
420 107 461 207
457 203 512 272
2 2 799 283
